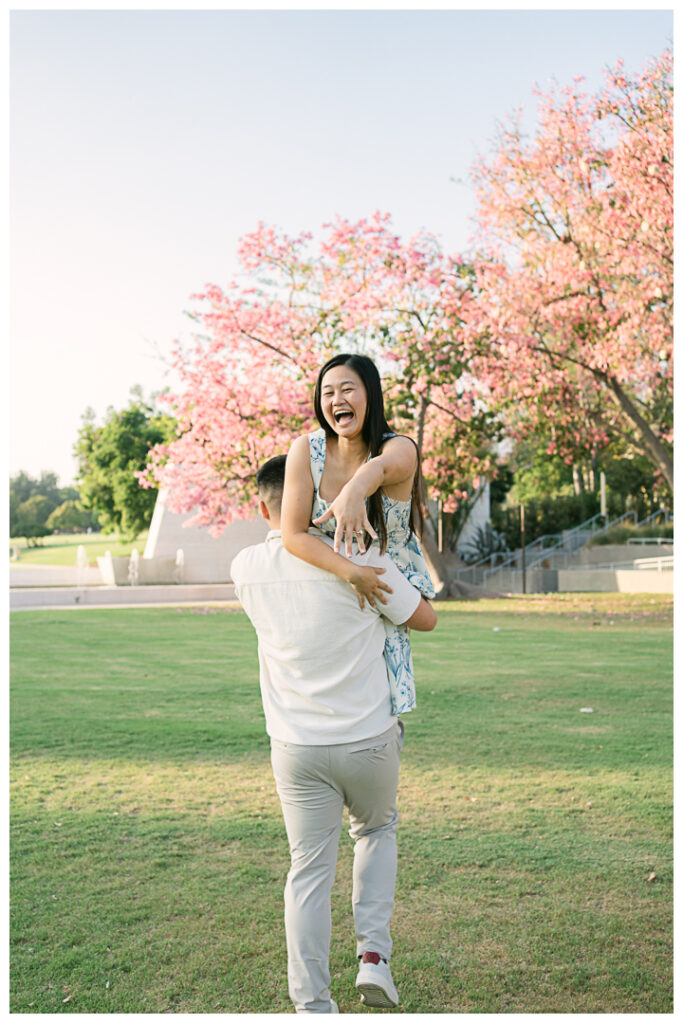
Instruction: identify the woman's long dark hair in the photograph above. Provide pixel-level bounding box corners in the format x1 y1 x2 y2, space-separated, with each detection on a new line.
313 353 425 552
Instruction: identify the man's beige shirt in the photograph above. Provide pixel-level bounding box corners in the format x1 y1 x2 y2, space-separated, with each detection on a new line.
230 528 420 744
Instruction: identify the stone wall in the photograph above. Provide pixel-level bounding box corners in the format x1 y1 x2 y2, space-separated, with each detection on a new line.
557 568 673 594
577 543 673 566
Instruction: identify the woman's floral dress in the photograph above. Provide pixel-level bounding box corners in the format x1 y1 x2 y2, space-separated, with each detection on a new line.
309 428 435 715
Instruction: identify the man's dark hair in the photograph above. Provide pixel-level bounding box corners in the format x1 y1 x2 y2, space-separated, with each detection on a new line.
256 454 287 511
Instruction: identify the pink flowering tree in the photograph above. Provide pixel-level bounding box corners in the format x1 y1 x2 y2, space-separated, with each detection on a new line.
470 49 673 493
139 215 498 538
139 50 672 543
313 218 499 525
138 226 333 533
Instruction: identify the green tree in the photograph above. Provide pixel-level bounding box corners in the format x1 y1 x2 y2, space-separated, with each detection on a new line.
10 470 68 536
74 389 176 539
46 500 97 534
14 494 53 546
506 438 576 508
503 430 665 517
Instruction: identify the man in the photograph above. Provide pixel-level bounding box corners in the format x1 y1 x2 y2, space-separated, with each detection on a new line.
230 455 436 1014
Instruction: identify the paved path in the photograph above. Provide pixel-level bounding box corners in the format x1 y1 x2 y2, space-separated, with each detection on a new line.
10 582 238 610
10 565 103 587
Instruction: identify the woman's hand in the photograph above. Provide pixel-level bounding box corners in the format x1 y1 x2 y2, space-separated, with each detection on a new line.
313 482 378 556
346 565 393 610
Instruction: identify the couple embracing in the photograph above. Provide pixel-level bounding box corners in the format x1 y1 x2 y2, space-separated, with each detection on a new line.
231 353 437 1013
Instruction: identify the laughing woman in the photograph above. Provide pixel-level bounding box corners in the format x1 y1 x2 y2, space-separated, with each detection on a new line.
281 352 435 715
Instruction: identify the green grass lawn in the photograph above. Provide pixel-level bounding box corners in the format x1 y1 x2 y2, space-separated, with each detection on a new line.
10 532 145 567
10 594 672 1013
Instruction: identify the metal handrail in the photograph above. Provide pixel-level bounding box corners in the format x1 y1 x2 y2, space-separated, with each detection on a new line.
600 510 638 529
567 510 637 551
480 527 575 578
634 555 674 570
460 507 672 586
526 510 640 569
556 556 673 571
638 509 673 527
480 510 647 584
562 511 605 540
525 512 613 568
496 512 614 577
525 532 564 552
457 548 506 572
627 536 673 546
480 520 593 581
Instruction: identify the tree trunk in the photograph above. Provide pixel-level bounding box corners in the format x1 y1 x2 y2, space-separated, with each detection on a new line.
420 516 450 598
590 448 599 491
416 392 428 457
600 374 674 490
415 391 450 596
573 464 585 495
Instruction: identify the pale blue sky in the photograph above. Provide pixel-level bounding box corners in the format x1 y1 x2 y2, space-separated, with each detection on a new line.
10 7 673 484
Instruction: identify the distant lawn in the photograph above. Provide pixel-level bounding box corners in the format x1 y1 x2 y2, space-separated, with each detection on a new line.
10 532 146 567
10 594 672 1013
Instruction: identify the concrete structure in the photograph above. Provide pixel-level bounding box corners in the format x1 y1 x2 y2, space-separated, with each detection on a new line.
9 490 268 606
139 485 483 591
96 551 182 585
558 543 673 569
10 565 103 588
456 482 491 553
478 544 673 595
557 568 673 594
428 483 490 557
142 489 268 584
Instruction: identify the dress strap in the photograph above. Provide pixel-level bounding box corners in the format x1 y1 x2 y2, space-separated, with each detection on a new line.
308 430 327 491
371 431 398 461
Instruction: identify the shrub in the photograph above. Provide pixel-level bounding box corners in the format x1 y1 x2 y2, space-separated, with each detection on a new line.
458 523 509 564
589 521 674 546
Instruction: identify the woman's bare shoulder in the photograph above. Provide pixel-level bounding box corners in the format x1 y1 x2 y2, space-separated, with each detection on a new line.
382 432 418 450
283 434 314 493
379 434 418 465
288 433 311 455
285 434 316 481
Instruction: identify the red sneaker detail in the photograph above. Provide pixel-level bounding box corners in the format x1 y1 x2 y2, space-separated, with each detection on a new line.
362 952 381 965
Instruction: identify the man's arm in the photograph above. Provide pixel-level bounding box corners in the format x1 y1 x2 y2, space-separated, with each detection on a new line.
305 528 437 631
345 536 437 632
403 596 437 632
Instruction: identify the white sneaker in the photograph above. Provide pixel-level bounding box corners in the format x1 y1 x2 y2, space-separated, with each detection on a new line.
355 953 399 1008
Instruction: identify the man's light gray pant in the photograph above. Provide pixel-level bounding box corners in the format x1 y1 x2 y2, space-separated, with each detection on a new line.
270 720 404 1014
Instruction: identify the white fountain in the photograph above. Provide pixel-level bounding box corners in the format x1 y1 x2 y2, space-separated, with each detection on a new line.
76 544 89 588
128 548 140 587
174 548 185 584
